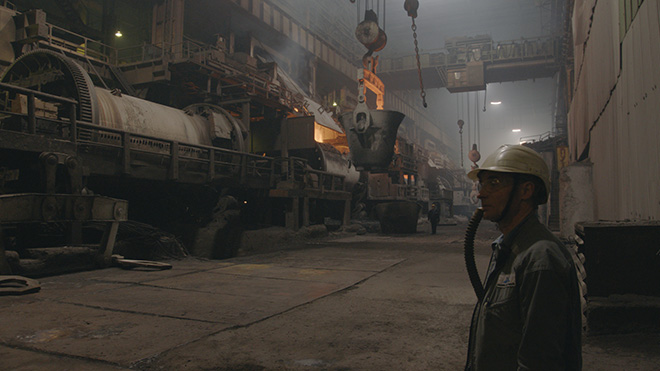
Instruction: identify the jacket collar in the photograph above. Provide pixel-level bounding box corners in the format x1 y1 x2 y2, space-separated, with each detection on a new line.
492 211 538 254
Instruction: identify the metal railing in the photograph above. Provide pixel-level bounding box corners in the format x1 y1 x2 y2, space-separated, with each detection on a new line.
0 82 78 141
117 42 166 64
1 1 15 10
44 23 118 64
519 131 557 144
0 83 344 193
380 35 560 73
275 157 346 192
74 122 279 186
30 18 304 112
116 38 304 110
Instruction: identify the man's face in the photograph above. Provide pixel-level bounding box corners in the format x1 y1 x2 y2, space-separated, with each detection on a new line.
477 171 515 221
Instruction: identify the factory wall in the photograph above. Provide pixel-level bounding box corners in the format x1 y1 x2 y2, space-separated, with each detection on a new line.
568 0 660 221
230 0 358 80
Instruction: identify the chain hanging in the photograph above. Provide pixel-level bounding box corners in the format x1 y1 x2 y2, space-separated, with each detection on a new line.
407 3 427 108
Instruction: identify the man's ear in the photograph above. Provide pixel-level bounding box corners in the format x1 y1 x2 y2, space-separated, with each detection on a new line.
518 181 536 201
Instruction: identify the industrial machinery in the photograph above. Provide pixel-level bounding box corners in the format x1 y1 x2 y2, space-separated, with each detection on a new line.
339 70 426 233
0 2 460 277
339 99 404 172
1 50 249 153
0 48 354 273
338 0 442 233
0 78 129 276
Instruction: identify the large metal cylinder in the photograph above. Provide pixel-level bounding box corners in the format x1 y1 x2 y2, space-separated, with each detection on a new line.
1 49 246 152
96 88 211 145
317 142 360 190
96 90 246 151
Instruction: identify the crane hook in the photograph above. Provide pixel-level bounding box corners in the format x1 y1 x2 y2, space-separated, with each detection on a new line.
404 0 419 18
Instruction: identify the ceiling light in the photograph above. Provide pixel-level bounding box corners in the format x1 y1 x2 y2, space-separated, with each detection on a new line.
512 129 521 132
332 101 338 107
115 30 123 37
490 101 502 105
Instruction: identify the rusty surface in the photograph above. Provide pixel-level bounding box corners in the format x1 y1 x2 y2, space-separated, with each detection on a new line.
0 275 41 295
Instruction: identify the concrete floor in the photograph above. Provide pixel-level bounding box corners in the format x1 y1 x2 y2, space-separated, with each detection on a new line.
2 222 659 370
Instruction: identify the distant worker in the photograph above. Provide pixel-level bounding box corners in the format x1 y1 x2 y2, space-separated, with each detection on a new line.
427 203 440 235
464 144 582 370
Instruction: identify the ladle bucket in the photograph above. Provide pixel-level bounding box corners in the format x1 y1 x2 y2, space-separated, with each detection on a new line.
339 105 405 172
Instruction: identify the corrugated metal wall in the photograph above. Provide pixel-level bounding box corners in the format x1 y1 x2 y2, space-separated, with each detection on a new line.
568 0 660 221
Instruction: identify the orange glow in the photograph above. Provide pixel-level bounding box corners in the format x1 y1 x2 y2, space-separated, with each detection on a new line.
314 123 323 142
314 122 350 156
314 122 343 143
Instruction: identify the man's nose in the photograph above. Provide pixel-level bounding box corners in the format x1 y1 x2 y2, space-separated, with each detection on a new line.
477 188 486 199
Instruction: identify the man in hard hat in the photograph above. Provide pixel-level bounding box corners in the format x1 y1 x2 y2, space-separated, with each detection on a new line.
464 144 582 370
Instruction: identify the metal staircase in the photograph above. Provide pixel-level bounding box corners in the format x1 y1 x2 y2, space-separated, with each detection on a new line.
109 65 137 97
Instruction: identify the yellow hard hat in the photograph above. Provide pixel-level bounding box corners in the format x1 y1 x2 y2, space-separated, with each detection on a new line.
467 144 550 204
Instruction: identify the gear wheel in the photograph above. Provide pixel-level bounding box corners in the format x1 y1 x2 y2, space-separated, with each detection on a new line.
1 49 98 124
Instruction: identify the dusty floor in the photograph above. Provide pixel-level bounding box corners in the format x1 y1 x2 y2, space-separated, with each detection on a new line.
2 221 659 370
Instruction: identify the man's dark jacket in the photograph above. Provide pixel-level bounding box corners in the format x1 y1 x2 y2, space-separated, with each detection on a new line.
465 213 582 370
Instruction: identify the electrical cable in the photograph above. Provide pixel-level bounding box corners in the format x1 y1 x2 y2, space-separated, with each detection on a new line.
467 93 471 150
483 86 487 112
456 94 459 123
377 0 379 25
383 0 386 30
464 207 485 301
476 91 480 151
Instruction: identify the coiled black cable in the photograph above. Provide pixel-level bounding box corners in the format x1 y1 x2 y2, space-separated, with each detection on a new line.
464 207 485 301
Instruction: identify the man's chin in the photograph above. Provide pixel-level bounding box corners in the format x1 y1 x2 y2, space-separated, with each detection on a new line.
481 209 499 222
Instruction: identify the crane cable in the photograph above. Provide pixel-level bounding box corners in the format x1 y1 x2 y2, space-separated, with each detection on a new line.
404 0 427 108
411 18 427 108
